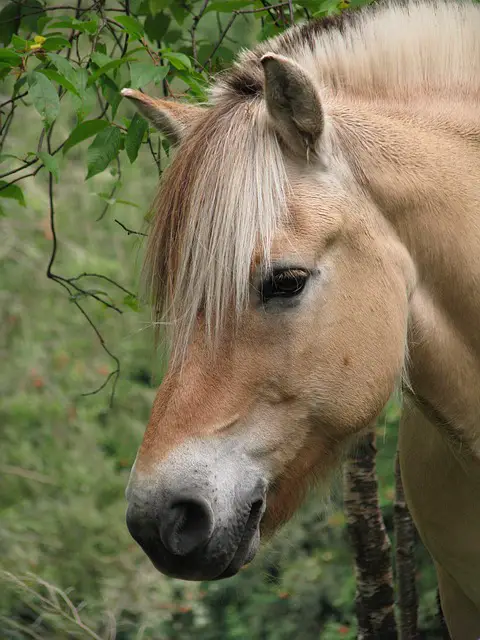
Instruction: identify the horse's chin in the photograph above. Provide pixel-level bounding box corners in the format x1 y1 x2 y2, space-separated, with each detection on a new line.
213 527 261 580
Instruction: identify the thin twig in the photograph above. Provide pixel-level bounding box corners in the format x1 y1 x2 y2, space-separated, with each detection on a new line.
0 465 57 485
0 92 28 111
190 0 210 65
203 14 236 69
2 3 95 23
45 154 120 406
146 132 161 174
259 0 283 26
0 129 68 184
37 127 46 154
203 3 290 69
0 170 37 188
68 273 135 296
9 0 89 7
236 2 289 15
96 156 121 221
0 157 39 181
0 106 16 153
115 218 147 237
288 0 294 24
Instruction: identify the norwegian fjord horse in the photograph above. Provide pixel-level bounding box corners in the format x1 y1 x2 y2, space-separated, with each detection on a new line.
122 2 480 636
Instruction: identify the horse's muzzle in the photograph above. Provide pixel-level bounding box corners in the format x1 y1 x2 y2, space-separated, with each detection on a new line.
126 482 267 581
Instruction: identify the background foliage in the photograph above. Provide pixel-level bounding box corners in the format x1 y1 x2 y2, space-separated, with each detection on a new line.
0 0 446 637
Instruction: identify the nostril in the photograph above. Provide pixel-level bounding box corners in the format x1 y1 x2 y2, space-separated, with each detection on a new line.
160 497 214 557
171 499 210 537
247 498 265 528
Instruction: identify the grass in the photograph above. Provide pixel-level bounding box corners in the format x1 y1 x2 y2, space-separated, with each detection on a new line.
0 102 190 637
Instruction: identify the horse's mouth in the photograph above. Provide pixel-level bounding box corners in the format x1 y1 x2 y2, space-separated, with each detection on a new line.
128 495 266 581
214 501 264 580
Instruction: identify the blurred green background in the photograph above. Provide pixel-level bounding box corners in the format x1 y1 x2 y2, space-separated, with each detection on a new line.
0 0 445 637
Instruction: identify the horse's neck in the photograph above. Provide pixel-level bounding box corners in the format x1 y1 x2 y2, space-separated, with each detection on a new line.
337 99 480 453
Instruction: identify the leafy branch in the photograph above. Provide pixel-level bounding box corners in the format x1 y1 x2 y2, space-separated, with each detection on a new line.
0 0 345 405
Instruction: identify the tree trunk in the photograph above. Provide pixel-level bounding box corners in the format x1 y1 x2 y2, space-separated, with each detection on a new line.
344 430 397 639
436 588 451 639
394 451 419 639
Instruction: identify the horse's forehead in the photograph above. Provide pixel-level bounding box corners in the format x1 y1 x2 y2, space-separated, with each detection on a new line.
251 184 346 266
250 214 330 271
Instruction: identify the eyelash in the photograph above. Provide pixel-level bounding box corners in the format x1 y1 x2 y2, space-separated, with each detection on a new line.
260 268 310 303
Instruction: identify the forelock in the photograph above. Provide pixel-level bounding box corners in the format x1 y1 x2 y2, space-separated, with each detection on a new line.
143 98 288 363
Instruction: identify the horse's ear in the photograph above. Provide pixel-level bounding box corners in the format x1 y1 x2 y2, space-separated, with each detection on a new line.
260 53 324 157
121 89 203 146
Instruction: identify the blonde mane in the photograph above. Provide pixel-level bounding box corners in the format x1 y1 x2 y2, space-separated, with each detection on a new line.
143 0 479 362
144 101 287 363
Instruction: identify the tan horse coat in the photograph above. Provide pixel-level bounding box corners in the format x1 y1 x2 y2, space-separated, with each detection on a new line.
123 2 480 636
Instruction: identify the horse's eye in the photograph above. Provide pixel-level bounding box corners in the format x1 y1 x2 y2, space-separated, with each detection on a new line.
261 269 309 303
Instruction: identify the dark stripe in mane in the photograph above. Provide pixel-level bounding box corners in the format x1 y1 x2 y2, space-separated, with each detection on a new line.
220 8 359 100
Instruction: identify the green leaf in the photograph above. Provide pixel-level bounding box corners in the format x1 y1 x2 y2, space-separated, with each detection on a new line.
28 71 60 128
149 0 171 15
0 49 22 66
169 2 187 25
48 17 75 28
125 113 148 163
91 51 111 67
62 119 110 155
123 294 141 312
198 43 234 65
21 0 45 32
37 151 60 182
162 29 182 46
42 36 72 51
49 16 98 34
74 16 99 34
11 34 28 51
0 4 21 46
99 75 121 119
0 181 26 206
13 75 28 94
175 69 208 100
0 64 11 82
37 15 52 34
129 0 144 12
311 0 342 16
144 11 171 42
46 52 78 86
86 126 123 179
129 62 169 89
0 153 22 164
87 56 132 87
205 0 253 12
115 199 139 208
70 84 97 122
162 51 191 70
75 68 88 94
38 69 80 97
115 15 145 40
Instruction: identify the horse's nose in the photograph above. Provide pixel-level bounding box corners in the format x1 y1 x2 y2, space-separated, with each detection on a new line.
126 477 267 580
126 493 216 561
159 496 215 556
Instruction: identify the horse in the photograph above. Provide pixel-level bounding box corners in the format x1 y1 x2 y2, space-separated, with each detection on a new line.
121 1 480 636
